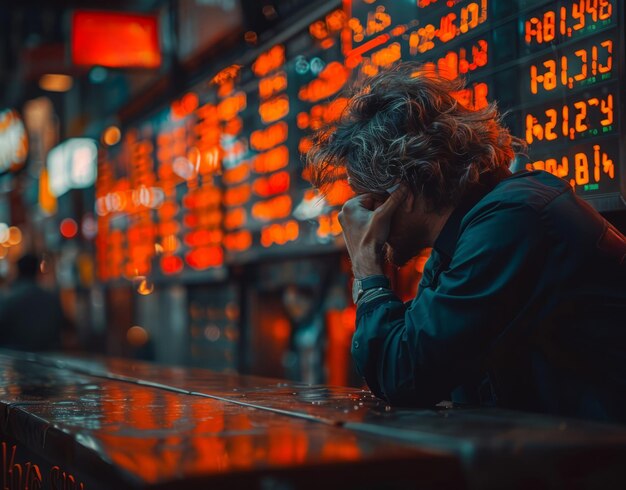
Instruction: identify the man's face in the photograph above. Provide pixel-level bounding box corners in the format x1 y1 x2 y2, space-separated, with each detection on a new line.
346 170 433 267
362 187 430 268
385 200 431 267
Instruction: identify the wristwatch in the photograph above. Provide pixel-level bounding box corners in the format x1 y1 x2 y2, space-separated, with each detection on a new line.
352 275 390 304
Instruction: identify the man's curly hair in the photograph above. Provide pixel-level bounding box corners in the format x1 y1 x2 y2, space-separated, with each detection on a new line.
305 62 526 211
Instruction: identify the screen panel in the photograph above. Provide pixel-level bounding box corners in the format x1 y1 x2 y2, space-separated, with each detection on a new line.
96 0 625 282
344 0 622 207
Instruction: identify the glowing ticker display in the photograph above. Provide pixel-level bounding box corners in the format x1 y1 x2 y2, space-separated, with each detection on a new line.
95 0 625 282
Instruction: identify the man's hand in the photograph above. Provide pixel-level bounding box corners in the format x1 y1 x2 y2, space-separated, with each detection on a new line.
338 186 408 279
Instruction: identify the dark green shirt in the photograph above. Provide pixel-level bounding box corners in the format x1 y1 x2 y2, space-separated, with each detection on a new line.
353 170 626 422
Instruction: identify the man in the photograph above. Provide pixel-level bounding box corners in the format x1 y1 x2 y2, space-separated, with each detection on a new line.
0 253 68 351
306 63 626 423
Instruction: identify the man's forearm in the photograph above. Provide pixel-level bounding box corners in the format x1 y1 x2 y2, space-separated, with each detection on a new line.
352 295 422 404
350 241 385 279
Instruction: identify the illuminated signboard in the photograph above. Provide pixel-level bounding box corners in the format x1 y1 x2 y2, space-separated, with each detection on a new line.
47 138 97 197
0 109 28 175
95 0 625 282
71 11 161 68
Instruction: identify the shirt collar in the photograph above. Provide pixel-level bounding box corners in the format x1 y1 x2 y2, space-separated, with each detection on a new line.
432 179 502 260
433 169 514 260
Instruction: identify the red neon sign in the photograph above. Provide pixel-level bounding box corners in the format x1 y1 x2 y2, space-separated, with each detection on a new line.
72 11 161 68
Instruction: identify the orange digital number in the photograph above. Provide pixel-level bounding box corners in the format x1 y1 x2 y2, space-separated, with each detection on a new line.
526 94 613 143
599 0 612 20
298 62 349 103
525 10 555 44
598 40 612 73
562 105 570 137
586 0 599 21
414 24 436 53
574 152 589 185
224 184 250 207
600 94 613 125
218 92 246 121
600 145 614 179
223 163 250 185
252 45 285 78
530 64 539 94
325 9 347 33
544 109 558 140
371 42 401 68
250 121 288 152
252 170 290 198
438 14 456 43
261 220 299 247
560 55 570 87
252 195 292 221
574 49 588 81
317 210 342 238
365 6 391 36
574 101 588 132
259 95 289 124
324 179 355 206
253 145 289 173
224 230 252 251
186 246 223 270
451 82 488 111
544 60 557 90
224 207 246 230
530 59 559 94
572 0 585 31
259 72 287 100
526 114 539 144
309 20 329 41
184 229 223 248
543 10 556 42
299 136 313 155
349 17 365 43
459 2 479 33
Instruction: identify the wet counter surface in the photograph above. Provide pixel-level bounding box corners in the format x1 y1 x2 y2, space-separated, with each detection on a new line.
0 350 625 489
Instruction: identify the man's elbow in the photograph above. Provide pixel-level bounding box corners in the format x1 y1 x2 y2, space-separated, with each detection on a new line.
374 368 421 406
374 370 445 408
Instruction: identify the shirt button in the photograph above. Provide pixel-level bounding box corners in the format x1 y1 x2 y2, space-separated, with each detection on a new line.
353 341 359 349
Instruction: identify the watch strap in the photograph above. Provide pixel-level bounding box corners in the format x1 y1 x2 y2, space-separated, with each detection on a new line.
358 275 390 291
352 274 390 304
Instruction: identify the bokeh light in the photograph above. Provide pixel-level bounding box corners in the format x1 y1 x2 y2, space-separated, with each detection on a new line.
39 74 73 92
60 218 78 239
0 224 9 243
244 31 258 44
7 226 22 246
102 126 121 146
136 277 155 295
127 325 149 347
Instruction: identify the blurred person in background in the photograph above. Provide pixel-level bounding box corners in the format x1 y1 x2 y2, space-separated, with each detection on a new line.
307 62 626 423
282 284 325 384
0 253 70 352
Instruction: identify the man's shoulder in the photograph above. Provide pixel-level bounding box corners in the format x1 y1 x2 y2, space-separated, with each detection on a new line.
492 170 570 206
472 170 571 216
459 170 572 237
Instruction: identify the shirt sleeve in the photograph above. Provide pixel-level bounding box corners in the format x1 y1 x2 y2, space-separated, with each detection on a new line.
351 202 548 406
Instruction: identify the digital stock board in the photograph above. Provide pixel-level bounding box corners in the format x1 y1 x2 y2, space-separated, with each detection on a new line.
95 0 625 282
